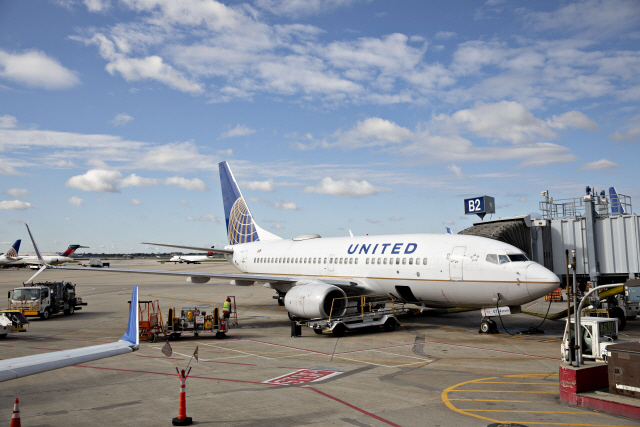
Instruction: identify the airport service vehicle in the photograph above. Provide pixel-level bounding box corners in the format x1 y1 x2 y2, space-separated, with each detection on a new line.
304 294 402 337
9 244 87 266
84 258 109 268
0 310 29 338
582 285 639 331
0 240 21 266
38 161 561 332
560 317 636 363
8 281 87 319
166 297 237 340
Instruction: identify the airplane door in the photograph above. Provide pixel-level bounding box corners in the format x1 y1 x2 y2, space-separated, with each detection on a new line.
449 246 466 281
240 250 247 271
328 254 335 272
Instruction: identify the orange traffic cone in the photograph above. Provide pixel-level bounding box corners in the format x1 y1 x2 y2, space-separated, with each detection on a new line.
172 369 192 426
10 398 21 427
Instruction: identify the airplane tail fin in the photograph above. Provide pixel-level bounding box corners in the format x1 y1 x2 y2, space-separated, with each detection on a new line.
609 187 625 215
120 286 139 349
6 239 20 258
218 161 281 245
61 244 88 257
445 227 453 234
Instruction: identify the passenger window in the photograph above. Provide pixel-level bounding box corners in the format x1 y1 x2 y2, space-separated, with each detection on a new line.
416 258 420 265
366 258 369 264
330 258 333 264
383 258 387 265
423 258 428 265
377 258 381 264
486 254 498 264
355 258 358 265
402 258 406 265
324 258 327 263
409 258 413 265
396 258 400 265
349 258 353 264
498 255 510 264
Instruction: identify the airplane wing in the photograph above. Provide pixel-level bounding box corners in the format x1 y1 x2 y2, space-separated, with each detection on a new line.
142 242 233 255
0 286 139 382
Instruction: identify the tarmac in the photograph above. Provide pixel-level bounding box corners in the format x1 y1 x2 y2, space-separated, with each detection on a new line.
1 259 640 427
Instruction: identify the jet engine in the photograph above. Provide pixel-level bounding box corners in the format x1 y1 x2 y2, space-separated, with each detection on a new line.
186 276 210 284
284 282 347 319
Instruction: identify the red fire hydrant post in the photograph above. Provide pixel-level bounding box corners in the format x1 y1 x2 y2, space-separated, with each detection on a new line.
172 368 193 426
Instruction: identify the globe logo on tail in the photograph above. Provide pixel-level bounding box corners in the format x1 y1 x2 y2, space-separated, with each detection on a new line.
6 247 17 258
228 198 259 244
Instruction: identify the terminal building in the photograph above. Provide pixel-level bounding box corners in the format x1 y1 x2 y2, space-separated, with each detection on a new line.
460 187 640 289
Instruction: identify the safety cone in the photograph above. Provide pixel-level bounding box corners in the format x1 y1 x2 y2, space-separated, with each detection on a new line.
172 370 192 426
10 398 21 427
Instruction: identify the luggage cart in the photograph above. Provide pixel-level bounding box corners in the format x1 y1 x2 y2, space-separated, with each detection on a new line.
129 299 165 343
166 303 236 340
304 293 405 337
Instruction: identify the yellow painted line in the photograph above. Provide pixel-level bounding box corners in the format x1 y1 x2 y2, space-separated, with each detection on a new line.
450 398 533 403
505 373 558 378
441 377 501 423
464 409 595 414
453 390 557 394
477 381 556 385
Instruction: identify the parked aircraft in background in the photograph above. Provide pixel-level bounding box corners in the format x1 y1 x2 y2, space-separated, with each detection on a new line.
10 244 88 267
38 161 560 332
0 286 139 382
170 251 214 264
0 240 21 266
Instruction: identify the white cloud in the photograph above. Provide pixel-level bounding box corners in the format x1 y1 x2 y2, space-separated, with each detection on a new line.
388 216 404 221
272 199 298 210
180 199 189 205
331 117 414 148
84 0 111 12
135 141 218 171
302 177 391 197
443 220 455 225
121 173 158 187
218 125 256 140
271 223 284 230
255 0 365 17
66 169 123 193
447 164 465 179
217 149 233 156
187 215 222 223
5 188 28 198
111 113 134 126
547 111 600 131
0 49 80 89
0 200 36 210
68 196 84 206
243 180 275 192
165 176 208 191
131 198 142 205
435 31 456 40
578 159 620 171
0 159 19 175
0 115 17 129
366 218 380 224
519 197 527 202
610 123 640 141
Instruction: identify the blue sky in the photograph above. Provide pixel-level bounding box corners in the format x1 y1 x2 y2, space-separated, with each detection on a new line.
1 0 639 253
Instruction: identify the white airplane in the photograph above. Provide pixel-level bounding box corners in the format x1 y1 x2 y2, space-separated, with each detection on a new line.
170 251 214 264
0 285 139 382
9 244 88 267
42 161 560 332
0 240 21 266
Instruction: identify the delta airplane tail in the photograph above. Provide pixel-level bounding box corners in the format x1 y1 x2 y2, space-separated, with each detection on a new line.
6 240 20 259
218 161 281 245
60 244 87 257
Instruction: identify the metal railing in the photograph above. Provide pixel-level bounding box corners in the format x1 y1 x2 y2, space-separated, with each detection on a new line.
328 293 397 321
539 193 632 220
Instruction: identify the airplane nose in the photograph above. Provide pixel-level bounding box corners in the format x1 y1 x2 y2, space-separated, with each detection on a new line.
526 263 560 299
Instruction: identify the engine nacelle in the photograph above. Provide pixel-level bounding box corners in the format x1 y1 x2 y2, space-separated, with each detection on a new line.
186 276 210 284
284 282 347 319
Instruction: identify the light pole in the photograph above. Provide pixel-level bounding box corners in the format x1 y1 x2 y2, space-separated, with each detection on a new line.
575 278 640 365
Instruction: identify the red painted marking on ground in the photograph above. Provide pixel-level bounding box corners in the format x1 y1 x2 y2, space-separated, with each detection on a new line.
263 369 341 385
303 387 401 427
71 365 265 384
334 340 559 360
276 366 299 369
244 339 330 355
16 336 111 344
136 355 185 361
0 344 13 347
201 360 257 366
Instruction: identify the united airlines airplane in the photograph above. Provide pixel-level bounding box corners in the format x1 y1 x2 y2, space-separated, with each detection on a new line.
37 162 560 332
0 240 21 266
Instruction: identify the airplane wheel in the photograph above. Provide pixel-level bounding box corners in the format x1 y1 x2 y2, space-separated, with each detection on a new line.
313 328 323 335
480 319 494 334
611 307 626 331
383 319 396 332
332 323 346 337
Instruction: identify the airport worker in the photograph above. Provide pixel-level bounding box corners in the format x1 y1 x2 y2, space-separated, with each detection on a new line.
223 297 231 319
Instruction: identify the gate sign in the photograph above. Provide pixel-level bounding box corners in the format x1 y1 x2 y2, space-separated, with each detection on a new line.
464 196 495 220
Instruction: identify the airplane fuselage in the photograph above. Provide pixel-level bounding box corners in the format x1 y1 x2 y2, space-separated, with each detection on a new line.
225 233 559 308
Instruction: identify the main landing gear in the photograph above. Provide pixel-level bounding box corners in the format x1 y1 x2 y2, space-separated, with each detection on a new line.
479 317 498 334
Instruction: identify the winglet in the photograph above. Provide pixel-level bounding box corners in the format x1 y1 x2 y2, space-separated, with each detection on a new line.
120 286 139 349
24 225 51 283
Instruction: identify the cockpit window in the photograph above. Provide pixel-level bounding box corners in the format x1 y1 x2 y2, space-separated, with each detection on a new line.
498 255 510 264
486 254 498 265
507 254 529 262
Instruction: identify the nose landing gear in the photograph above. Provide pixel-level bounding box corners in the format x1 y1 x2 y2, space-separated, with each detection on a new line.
479 317 498 334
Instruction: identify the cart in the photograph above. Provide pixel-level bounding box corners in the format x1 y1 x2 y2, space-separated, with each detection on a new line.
129 299 165 343
166 297 237 340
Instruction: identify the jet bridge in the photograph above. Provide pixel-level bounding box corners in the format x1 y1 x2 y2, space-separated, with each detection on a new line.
459 188 640 287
